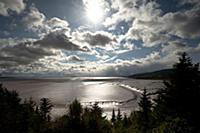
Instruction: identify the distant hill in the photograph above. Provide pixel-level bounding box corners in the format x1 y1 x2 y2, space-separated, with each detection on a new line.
129 69 174 80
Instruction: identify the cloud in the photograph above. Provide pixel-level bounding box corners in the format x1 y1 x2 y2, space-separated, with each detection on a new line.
103 0 161 28
1 0 200 76
44 17 71 36
35 31 86 51
66 55 84 62
0 0 26 16
104 0 165 47
116 0 200 48
95 51 163 76
22 6 45 30
178 0 200 5
161 41 187 55
104 0 139 26
22 9 71 36
84 31 116 46
125 21 168 47
47 17 70 31
0 41 53 69
0 30 88 74
161 7 200 38
72 31 116 47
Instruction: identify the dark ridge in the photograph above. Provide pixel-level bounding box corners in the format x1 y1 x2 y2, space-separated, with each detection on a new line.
129 69 174 80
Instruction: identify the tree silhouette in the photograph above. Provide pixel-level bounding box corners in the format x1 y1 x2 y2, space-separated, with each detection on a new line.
117 108 122 122
154 52 200 132
39 98 53 122
111 108 116 124
0 84 46 133
138 88 152 133
68 99 83 133
0 84 24 133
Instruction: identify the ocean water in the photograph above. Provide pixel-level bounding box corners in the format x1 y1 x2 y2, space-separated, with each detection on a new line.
2 77 164 119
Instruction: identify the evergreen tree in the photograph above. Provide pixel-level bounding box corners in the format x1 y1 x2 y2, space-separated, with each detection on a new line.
138 88 152 133
0 84 25 133
39 98 53 122
117 108 122 122
68 99 83 133
86 102 111 133
154 52 200 132
123 113 128 127
111 108 116 124
0 84 45 133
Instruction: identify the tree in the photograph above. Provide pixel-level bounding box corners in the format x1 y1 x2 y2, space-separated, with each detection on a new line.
154 52 200 132
39 98 53 122
68 99 83 133
152 117 194 133
123 114 128 127
138 88 152 133
85 102 111 133
117 108 122 122
0 84 26 133
111 108 116 124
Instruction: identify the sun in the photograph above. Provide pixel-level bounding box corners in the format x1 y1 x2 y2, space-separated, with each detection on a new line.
84 0 104 24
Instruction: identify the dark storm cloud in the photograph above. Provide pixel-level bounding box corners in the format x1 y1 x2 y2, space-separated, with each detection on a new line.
0 0 26 16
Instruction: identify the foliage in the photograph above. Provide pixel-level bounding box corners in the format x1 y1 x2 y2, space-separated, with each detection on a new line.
154 52 200 132
111 108 116 124
138 88 153 133
0 84 52 133
39 98 53 122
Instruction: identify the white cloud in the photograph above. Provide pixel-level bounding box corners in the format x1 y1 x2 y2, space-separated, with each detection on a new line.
0 0 25 16
66 55 84 62
103 0 161 27
46 17 71 34
22 6 45 30
118 0 200 48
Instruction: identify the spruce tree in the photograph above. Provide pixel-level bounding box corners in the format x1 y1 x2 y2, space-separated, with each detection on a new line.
39 98 53 122
117 108 122 122
68 99 83 133
154 52 200 131
111 108 116 124
138 88 152 133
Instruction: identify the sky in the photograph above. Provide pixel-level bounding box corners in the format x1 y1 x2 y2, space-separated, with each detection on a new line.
0 0 200 77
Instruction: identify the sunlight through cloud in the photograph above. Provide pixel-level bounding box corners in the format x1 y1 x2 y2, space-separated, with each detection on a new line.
84 0 105 24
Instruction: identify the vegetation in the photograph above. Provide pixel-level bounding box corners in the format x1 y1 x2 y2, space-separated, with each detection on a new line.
0 52 199 133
